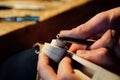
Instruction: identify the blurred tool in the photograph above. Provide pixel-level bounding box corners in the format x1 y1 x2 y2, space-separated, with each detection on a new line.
12 4 45 10
0 4 45 10
0 5 11 10
0 16 40 22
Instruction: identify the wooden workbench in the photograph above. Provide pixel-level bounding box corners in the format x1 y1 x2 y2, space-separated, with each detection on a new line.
0 0 90 36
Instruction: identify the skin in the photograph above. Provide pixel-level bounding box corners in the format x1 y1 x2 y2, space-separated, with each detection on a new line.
37 52 81 80
37 7 120 80
60 7 120 67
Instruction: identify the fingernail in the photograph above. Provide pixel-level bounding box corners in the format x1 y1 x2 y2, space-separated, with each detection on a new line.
60 30 69 36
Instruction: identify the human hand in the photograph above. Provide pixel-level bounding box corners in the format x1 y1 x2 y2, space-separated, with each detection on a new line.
37 52 81 80
59 7 120 73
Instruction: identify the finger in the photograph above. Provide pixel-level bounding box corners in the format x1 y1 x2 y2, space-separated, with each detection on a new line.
69 43 87 53
59 12 109 39
59 24 92 39
57 57 73 77
76 48 113 66
90 29 117 49
37 52 56 80
57 57 83 80
65 29 117 54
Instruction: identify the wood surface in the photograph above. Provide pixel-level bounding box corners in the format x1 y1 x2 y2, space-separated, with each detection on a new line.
0 0 90 36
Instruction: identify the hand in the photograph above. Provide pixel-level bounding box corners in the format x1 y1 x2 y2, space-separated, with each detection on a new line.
59 7 120 73
37 52 81 80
